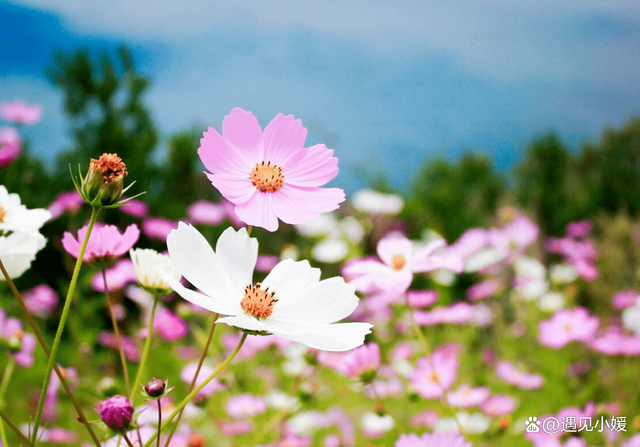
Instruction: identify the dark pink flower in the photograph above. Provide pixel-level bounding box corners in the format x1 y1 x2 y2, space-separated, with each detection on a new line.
0 127 21 168
24 284 58 319
198 108 345 232
62 223 139 264
0 309 36 367
538 307 599 348
90 259 137 292
97 332 140 362
0 100 43 124
119 198 149 218
99 395 134 431
409 343 460 398
142 217 179 241
566 220 592 238
47 191 84 220
395 432 471 447
154 308 188 341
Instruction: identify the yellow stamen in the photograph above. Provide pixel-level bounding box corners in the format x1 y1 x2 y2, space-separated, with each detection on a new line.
391 254 407 271
0 206 6 223
251 161 284 193
241 283 278 319
91 153 127 185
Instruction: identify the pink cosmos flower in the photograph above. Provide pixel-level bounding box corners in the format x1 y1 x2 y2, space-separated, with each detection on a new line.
589 326 640 356
198 108 345 232
413 302 473 326
480 394 517 416
142 217 179 241
97 332 139 362
340 342 380 379
47 191 84 220
409 410 440 428
409 343 460 398
612 290 639 310
226 393 267 418
0 100 43 124
495 361 544 389
366 366 404 398
119 198 149 218
219 420 253 436
407 290 438 307
0 127 21 167
24 284 58 319
538 307 599 348
343 233 463 294
446 384 490 408
42 366 78 422
466 279 502 301
180 363 225 398
90 259 137 292
0 309 36 367
62 223 140 264
395 432 471 447
187 200 226 226
154 308 188 341
566 220 592 238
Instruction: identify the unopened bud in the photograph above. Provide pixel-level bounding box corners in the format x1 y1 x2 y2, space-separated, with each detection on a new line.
144 378 166 398
82 162 104 200
99 395 134 431
81 153 127 206
188 434 205 447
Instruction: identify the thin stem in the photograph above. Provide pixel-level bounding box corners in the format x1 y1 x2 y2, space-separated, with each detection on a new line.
31 206 101 444
406 297 466 436
156 401 162 447
163 313 218 447
143 332 248 447
103 268 131 397
0 409 33 446
129 298 159 402
246 225 253 236
123 433 135 447
0 359 12 447
0 259 101 446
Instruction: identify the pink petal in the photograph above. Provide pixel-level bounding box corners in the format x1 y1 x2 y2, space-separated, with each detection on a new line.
262 113 307 166
269 185 345 226
112 224 140 257
207 173 256 204
222 108 264 162
234 192 280 232
61 232 81 259
282 144 339 187
199 127 252 176
377 235 413 267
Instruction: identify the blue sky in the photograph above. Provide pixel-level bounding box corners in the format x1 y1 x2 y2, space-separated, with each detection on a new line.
1 0 639 194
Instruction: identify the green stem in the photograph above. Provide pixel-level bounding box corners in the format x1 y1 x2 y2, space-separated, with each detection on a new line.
0 358 15 447
406 296 466 436
102 268 131 397
129 298 159 401
163 314 218 447
31 206 100 444
0 409 33 446
143 332 248 447
0 259 101 447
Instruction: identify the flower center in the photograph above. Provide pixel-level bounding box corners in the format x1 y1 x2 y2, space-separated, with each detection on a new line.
91 153 127 185
241 283 277 319
391 254 407 271
251 161 284 193
428 371 440 384
0 206 6 223
563 323 572 332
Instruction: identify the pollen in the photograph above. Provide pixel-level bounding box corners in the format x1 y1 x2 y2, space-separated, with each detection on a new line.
241 282 278 319
390 254 407 271
0 206 6 223
91 153 127 185
428 371 440 384
251 161 284 193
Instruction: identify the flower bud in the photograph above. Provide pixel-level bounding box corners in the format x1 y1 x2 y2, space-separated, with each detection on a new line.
144 378 166 398
7 334 22 353
80 153 127 206
99 395 134 431
189 434 205 447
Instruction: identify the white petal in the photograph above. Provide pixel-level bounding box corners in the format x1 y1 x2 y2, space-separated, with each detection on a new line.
157 268 241 316
261 259 320 308
270 276 359 324
217 315 270 332
215 227 258 289
166 223 241 306
262 320 372 352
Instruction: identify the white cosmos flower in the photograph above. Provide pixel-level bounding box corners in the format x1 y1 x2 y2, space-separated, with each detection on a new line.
0 185 51 235
159 223 372 351
0 231 46 279
130 248 181 294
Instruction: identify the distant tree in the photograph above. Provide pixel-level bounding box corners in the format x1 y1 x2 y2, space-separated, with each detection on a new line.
47 46 158 195
405 152 505 241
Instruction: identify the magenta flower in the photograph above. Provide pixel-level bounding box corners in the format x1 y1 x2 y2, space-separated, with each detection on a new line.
340 342 381 380
343 233 463 294
538 307 599 348
119 198 149 218
407 290 438 307
0 309 36 367
142 217 179 241
47 190 84 220
0 127 21 168
97 332 140 362
395 432 471 447
495 361 544 389
99 395 134 431
0 100 43 124
409 343 460 398
90 259 137 292
154 308 188 341
23 284 58 319
62 223 139 264
198 108 345 232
